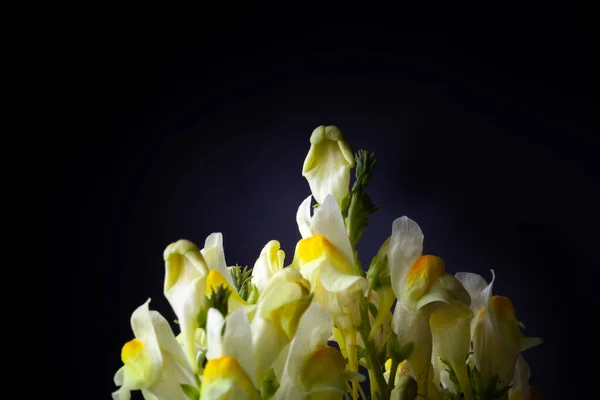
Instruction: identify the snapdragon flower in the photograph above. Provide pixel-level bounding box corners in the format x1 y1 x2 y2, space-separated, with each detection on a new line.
112 124 543 400
112 299 195 400
302 125 354 208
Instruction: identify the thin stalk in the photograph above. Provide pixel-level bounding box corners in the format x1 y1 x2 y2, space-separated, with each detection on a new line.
384 358 400 400
346 330 359 400
358 294 387 399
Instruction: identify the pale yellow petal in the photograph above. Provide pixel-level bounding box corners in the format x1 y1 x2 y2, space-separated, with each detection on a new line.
201 232 234 288
296 195 313 239
310 195 354 267
389 216 423 301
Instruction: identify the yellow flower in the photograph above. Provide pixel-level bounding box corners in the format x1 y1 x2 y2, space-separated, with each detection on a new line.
251 268 312 383
302 125 354 208
292 194 367 331
112 299 195 400
456 271 542 388
430 303 474 400
164 234 250 371
163 239 208 372
204 308 260 399
388 216 471 395
250 240 285 291
273 302 364 400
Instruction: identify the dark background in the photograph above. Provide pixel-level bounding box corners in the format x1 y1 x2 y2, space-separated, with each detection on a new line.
56 31 598 399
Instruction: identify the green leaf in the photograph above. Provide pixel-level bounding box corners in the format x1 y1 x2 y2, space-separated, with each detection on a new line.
196 284 232 329
347 191 380 246
345 149 381 247
352 150 377 192
181 383 200 400
230 264 252 292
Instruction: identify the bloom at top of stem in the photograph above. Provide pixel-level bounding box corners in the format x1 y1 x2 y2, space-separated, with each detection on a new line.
302 125 354 208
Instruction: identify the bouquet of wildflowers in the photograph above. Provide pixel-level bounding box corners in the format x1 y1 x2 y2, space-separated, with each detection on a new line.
112 126 543 400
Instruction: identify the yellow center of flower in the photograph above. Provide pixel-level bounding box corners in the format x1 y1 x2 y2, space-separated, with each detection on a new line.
203 356 259 399
206 270 247 311
204 356 246 382
297 235 353 275
121 338 153 383
301 345 346 388
404 255 445 303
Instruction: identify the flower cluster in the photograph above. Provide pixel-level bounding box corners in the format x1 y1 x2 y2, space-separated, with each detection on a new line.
112 125 543 400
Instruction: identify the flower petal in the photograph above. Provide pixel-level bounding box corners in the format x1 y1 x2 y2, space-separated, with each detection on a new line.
310 194 354 266
296 195 313 239
283 302 333 388
223 308 257 387
319 263 368 293
163 240 208 370
251 240 285 291
206 308 225 360
302 125 354 206
455 272 487 312
389 216 424 301
130 299 162 377
201 232 235 288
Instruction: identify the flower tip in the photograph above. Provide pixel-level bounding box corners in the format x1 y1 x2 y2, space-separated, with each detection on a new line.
163 239 199 260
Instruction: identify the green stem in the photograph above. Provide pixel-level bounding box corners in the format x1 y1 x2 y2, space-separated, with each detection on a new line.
358 294 387 399
384 358 400 400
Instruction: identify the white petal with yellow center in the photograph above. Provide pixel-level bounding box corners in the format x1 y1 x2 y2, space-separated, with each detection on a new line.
201 232 234 288
389 216 424 303
112 299 194 400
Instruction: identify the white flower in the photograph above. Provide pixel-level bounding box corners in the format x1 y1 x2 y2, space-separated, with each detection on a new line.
112 299 195 400
388 216 470 396
250 240 285 291
429 303 474 400
456 271 542 388
293 194 368 331
163 239 208 372
203 308 260 400
251 268 312 384
274 302 364 400
202 232 248 312
302 125 354 207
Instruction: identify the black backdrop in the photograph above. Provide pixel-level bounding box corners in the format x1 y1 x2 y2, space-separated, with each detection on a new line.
57 31 598 399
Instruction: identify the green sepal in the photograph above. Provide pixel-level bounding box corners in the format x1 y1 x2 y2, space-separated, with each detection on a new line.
181 383 200 400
